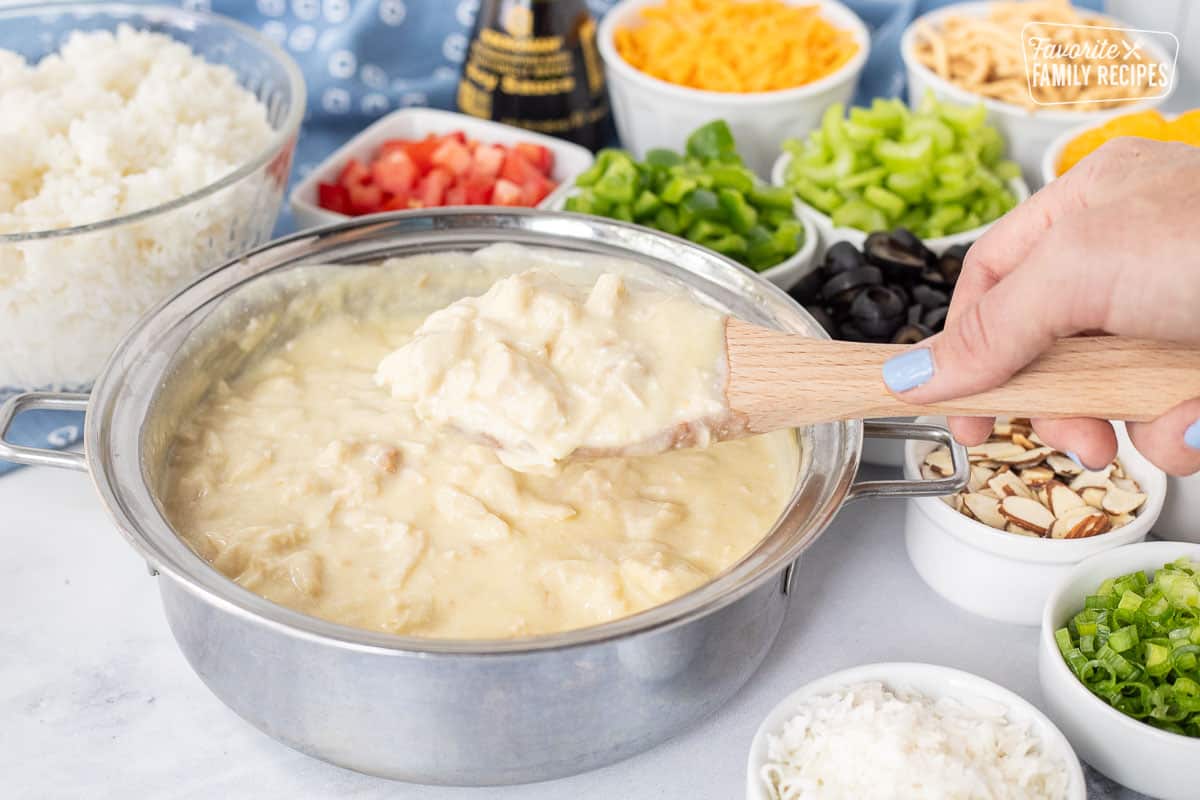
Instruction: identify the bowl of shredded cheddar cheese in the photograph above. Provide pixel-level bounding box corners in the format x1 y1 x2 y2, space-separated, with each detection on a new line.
598 0 869 176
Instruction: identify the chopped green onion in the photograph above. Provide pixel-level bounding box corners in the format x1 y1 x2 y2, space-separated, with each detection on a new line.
1056 558 1200 737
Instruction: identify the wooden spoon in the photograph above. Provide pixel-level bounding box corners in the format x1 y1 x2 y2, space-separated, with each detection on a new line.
724 319 1200 435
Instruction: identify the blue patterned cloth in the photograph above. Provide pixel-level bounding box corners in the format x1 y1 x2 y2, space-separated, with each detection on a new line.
1 0 1100 474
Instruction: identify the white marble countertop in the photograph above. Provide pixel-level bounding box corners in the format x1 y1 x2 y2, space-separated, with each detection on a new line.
1 464 1140 799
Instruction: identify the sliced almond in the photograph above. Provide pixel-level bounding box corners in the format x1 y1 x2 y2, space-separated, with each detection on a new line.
995 446 1055 467
1012 432 1036 450
975 460 1002 470
1069 465 1114 491
1081 487 1107 509
963 493 1007 529
1050 506 1112 540
1036 486 1051 507
1028 431 1047 447
1045 453 1084 477
989 471 1034 500
1019 466 1055 487
968 465 995 492
1112 461 1126 479
1102 486 1147 516
1108 512 1134 529
924 447 954 477
1006 523 1041 537
993 421 1013 437
968 442 1027 462
1110 476 1141 493
1046 481 1087 517
978 488 1000 500
999 495 1056 535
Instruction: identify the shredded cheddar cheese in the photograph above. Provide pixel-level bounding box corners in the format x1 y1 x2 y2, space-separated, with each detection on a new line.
614 0 858 94
1057 109 1200 175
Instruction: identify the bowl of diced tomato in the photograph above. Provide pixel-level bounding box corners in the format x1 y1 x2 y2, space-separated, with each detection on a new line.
290 108 595 229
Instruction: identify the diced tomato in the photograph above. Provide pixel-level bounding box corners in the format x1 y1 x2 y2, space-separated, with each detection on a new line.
463 172 494 205
470 144 506 178
444 183 468 206
378 138 413 157
381 191 412 211
445 130 468 145
492 178 524 206
417 167 453 207
404 134 443 172
499 150 542 186
347 181 383 214
513 142 555 175
317 182 351 215
520 174 557 206
371 149 418 194
337 158 371 188
431 138 472 175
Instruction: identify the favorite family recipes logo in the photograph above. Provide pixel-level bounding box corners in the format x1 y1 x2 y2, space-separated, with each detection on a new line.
1022 23 1179 107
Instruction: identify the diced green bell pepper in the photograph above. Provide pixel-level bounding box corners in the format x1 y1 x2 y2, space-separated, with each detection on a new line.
717 188 757 233
632 189 662 219
685 120 738 163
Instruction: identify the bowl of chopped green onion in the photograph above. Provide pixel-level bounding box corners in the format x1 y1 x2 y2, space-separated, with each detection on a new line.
1040 542 1200 800
557 120 818 290
771 97 1029 257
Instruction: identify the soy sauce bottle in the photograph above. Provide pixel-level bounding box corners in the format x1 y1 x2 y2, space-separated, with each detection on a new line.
457 0 610 150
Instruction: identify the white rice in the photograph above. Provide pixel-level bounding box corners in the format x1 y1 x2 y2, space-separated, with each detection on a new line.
760 681 1070 800
0 25 278 389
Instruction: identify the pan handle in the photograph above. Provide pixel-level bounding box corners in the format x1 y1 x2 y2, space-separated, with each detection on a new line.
845 420 967 503
0 391 89 472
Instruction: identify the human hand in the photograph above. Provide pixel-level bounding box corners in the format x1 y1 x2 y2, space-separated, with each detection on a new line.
880 137 1200 476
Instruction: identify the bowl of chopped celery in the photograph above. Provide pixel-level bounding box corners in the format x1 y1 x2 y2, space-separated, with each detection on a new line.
1040 542 1200 800
771 97 1029 257
555 120 818 289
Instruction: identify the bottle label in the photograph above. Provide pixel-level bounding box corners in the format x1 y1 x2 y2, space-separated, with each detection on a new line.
458 1 608 146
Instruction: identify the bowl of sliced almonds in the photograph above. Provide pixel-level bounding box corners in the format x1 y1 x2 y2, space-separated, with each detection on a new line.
902 416 1167 626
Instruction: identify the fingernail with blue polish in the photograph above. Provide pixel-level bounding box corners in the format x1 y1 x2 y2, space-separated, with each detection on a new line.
882 348 934 393
1066 451 1084 468
1185 420 1200 451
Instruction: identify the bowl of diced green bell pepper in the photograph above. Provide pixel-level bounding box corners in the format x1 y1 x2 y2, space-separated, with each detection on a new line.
770 97 1030 257
554 121 818 290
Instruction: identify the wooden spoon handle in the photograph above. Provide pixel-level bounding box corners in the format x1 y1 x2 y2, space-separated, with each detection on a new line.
725 319 1200 433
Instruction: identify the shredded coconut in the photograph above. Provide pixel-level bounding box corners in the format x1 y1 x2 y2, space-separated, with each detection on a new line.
0 25 279 388
760 681 1070 800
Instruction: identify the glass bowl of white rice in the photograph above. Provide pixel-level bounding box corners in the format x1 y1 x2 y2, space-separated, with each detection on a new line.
0 3 305 393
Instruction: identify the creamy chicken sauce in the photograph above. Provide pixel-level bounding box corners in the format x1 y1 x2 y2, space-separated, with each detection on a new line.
164 248 800 639
376 269 730 470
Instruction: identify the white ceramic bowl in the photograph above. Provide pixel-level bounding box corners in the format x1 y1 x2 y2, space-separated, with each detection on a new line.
903 416 1167 626
900 1 1171 189
1040 111 1191 186
1039 541 1200 800
1157 473 1200 544
289 108 594 230
747 662 1086 800
547 189 819 291
597 0 870 177
770 151 1031 257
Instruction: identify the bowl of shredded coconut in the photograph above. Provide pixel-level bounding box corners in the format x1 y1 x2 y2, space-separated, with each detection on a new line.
0 3 304 392
747 662 1085 800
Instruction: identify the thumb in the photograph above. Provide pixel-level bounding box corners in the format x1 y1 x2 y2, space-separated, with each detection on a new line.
881 246 1087 404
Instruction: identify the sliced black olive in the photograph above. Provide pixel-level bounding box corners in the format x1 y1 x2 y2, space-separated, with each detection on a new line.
886 282 911 308
849 285 906 322
854 314 904 339
864 231 928 281
788 268 826 305
890 227 936 265
937 245 970 285
804 305 836 335
820 266 882 305
906 304 924 326
922 305 949 331
892 322 934 345
824 241 865 275
836 321 874 342
920 266 949 287
911 284 949 309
